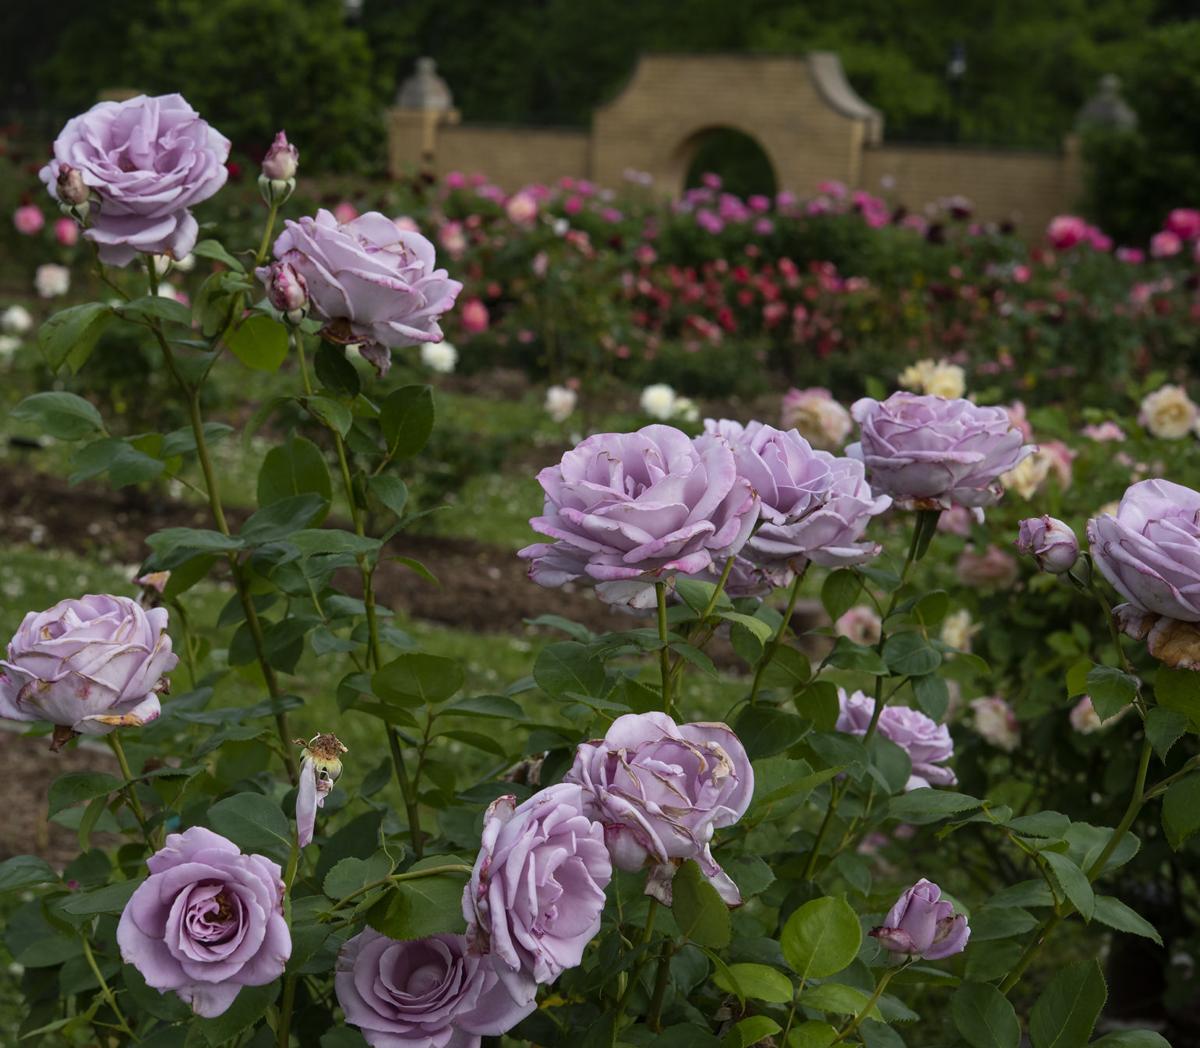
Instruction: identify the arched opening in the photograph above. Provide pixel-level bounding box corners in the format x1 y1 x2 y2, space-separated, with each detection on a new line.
674 126 778 199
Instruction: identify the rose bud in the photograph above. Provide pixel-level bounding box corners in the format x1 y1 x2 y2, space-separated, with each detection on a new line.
261 130 299 181
871 878 970 960
56 164 90 209
1016 515 1078 574
294 732 347 847
264 260 308 321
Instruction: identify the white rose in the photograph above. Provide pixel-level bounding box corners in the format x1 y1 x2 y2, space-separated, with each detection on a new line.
1139 384 1198 440
1 305 33 335
970 697 1020 752
640 383 677 420
34 264 70 299
898 359 934 391
925 362 966 399
0 335 21 359
1001 450 1052 500
420 341 458 374
940 609 979 653
672 396 699 423
544 385 577 423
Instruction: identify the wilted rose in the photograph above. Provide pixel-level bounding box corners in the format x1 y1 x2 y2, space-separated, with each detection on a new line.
565 712 753 905
0 594 177 749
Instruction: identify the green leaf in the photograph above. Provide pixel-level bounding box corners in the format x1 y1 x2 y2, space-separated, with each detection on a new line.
718 611 773 644
1041 851 1094 920
117 294 193 326
369 475 409 518
365 858 468 940
675 578 731 617
305 394 352 437
13 392 104 440
912 673 950 719
951 982 1021 1048
671 859 731 948
161 421 235 458
821 569 861 621
1144 706 1189 762
240 493 328 545
442 694 524 719
533 642 607 699
37 302 113 372
258 435 333 514
797 982 878 1017
193 982 280 1046
780 896 861 980
381 385 435 457
883 631 942 676
208 793 292 864
192 237 246 272
886 790 980 824
711 962 793 1003
762 646 813 690
1092 896 1163 946
145 526 242 570
58 877 143 916
733 704 808 759
1086 665 1139 721
725 854 775 898
1090 1033 1172 1048
1153 666 1200 727
1029 959 1107 1048
722 1016 780 1048
1065 658 1091 698
788 1022 839 1048
0 856 59 894
826 636 888 674
47 772 123 816
323 853 394 901
228 313 289 371
70 437 165 487
287 528 380 556
314 341 362 396
1162 774 1200 850
373 653 465 706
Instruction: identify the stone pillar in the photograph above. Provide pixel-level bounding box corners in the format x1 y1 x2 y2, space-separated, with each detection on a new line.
387 57 460 179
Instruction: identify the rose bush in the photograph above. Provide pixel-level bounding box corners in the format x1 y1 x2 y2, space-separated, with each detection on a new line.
0 94 1194 1048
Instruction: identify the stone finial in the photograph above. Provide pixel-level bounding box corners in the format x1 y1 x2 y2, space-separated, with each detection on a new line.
396 57 454 112
1075 74 1137 133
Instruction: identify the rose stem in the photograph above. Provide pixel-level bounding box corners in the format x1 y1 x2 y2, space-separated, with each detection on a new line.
747 566 807 706
656 582 672 715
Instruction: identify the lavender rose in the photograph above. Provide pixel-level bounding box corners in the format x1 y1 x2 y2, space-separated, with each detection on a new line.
837 690 957 791
463 783 611 986
117 827 290 1017
518 425 758 608
257 210 462 376
39 94 230 266
871 879 970 960
0 594 177 750
565 712 753 906
847 392 1033 510
1017 516 1078 574
335 931 535 1048
1088 479 1200 668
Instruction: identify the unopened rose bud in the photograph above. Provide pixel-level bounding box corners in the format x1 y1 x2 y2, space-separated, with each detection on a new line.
1016 515 1078 574
262 261 308 321
56 164 89 206
871 879 970 960
262 131 299 181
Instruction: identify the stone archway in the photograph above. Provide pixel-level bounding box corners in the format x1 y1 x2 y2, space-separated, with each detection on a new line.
670 125 779 198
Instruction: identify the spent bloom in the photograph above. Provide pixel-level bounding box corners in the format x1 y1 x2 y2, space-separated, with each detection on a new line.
295 733 347 848
544 384 577 423
970 697 1020 752
40 94 230 265
837 690 957 791
565 712 753 905
257 210 461 377
336 931 534 1048
518 425 757 608
1016 516 1078 574
1088 480 1200 668
118 827 289 1017
421 341 458 374
871 879 970 960
1139 384 1198 440
780 387 852 448
464 783 611 987
0 594 177 750
848 393 1033 510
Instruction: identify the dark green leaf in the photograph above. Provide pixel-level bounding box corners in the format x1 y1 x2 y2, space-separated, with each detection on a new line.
192 238 246 272
117 294 193 326
883 631 942 676
323 853 394 901
381 385 435 457
365 858 469 940
37 302 113 372
0 856 59 894
951 982 1020 1048
887 790 980 824
1086 665 1139 721
228 314 289 371
1092 896 1163 946
208 793 292 864
1152 666 1200 727
711 962 793 1003
1144 707 1189 762
369 475 409 518
374 653 465 706
48 772 122 816
671 860 731 948
305 394 352 437
314 341 361 396
821 570 861 621
533 642 606 699
733 705 807 759
780 895 861 980
1042 851 1095 920
59 877 143 916
826 636 888 674
193 982 280 1046
13 392 104 440
1162 774 1200 850
258 436 333 514
1029 959 1106 1048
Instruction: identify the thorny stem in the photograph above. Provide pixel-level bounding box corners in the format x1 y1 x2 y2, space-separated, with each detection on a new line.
1000 736 1154 994
107 733 155 849
612 900 660 1044
276 974 297 1048
646 939 676 1032
81 936 135 1038
836 965 901 1042
327 864 473 913
656 583 672 715
388 728 424 859
144 260 297 781
747 567 807 706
